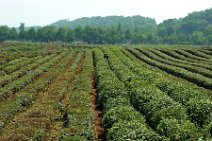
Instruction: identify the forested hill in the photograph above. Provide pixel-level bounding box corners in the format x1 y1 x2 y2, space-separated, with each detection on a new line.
0 8 212 45
157 8 212 44
51 16 157 32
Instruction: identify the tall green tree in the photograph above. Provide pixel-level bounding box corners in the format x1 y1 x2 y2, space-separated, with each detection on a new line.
0 26 9 42
74 25 83 41
19 23 26 40
191 31 208 45
83 25 98 44
125 29 132 43
26 27 37 41
132 31 145 44
37 26 56 42
55 27 67 42
96 27 106 44
8 28 18 40
66 28 75 43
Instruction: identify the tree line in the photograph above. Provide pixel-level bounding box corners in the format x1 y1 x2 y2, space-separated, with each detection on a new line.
0 8 212 45
0 23 158 44
0 22 211 45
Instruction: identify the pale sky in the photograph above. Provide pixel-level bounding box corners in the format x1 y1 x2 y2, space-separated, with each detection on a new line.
1 0 212 27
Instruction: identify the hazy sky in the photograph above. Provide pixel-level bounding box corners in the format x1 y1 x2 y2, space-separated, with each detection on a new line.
1 0 212 27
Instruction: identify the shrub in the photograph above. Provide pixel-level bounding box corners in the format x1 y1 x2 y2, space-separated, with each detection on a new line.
107 120 166 141
60 135 88 141
102 106 145 128
103 97 130 111
187 98 212 127
156 118 202 141
205 121 212 137
152 105 188 127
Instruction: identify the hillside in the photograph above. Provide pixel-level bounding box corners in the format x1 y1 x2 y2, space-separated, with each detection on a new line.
157 8 212 44
1 8 212 45
51 16 157 31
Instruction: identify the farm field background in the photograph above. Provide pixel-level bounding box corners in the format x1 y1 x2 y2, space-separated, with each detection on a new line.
0 42 212 141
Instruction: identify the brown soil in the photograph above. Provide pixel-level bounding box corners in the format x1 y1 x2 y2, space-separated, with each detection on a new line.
45 53 85 140
5 53 70 102
44 52 80 140
90 71 105 141
75 53 84 75
62 53 85 104
0 52 78 140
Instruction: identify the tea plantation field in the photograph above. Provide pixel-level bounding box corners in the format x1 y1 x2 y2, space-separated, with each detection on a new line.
0 42 212 141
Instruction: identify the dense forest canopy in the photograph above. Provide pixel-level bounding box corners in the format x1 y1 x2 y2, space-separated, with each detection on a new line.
0 8 212 45
51 16 157 31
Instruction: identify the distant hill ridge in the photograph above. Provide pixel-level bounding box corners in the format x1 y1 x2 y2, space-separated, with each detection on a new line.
51 16 157 31
1 8 212 45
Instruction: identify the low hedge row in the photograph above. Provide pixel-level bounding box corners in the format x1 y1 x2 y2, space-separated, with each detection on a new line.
108 47 211 140
93 48 165 141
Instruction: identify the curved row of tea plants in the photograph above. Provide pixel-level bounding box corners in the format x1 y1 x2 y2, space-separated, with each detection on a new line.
60 50 97 141
0 54 56 88
136 48 212 78
0 55 25 66
183 49 212 59
157 49 212 69
0 50 77 140
0 42 66 66
0 56 45 76
94 48 166 141
174 49 212 63
0 51 74 131
147 48 212 71
128 49 212 90
120 48 212 136
122 48 212 123
199 49 212 55
103 47 210 140
0 51 69 101
0 57 30 75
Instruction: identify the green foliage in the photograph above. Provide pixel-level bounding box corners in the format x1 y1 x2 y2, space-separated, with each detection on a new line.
19 23 26 40
0 26 10 42
60 135 88 141
107 120 166 141
152 105 188 126
51 16 157 32
205 121 212 136
102 106 145 128
66 28 75 42
109 47 212 139
156 118 202 141
94 49 129 106
74 25 83 41
103 97 131 111
131 49 212 90
188 98 212 127
19 93 33 107
1 8 212 44
26 27 37 41
0 44 212 140
37 26 56 42
55 27 67 42
93 48 165 140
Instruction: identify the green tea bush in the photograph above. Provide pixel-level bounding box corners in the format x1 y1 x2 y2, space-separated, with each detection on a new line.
107 120 166 141
103 106 145 128
156 118 202 141
188 98 212 127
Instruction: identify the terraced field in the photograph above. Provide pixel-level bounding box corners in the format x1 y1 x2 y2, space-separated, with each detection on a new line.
0 43 212 141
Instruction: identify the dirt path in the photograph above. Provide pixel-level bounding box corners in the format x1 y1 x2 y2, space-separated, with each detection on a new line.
46 53 85 140
2 53 67 103
90 71 105 141
0 52 78 140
